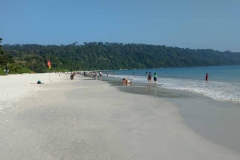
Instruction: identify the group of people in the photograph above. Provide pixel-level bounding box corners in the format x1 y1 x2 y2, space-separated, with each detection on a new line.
121 72 158 85
74 71 209 86
147 72 157 83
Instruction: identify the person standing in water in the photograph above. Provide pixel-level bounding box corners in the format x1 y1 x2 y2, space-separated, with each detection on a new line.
153 72 157 84
205 73 209 81
147 72 152 83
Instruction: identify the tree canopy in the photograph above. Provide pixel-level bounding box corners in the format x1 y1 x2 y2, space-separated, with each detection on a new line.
1 41 240 74
0 38 31 74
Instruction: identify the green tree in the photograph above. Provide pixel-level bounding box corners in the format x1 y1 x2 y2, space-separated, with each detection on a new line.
2 42 240 72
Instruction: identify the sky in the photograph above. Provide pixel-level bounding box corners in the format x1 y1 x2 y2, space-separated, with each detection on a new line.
0 0 240 52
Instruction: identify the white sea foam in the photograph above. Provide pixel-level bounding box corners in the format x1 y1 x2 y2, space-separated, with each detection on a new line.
110 74 240 103
160 78 240 103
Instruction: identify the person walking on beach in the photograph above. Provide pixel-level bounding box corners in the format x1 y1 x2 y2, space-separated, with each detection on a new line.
99 71 102 80
70 72 75 80
153 72 157 84
147 72 152 83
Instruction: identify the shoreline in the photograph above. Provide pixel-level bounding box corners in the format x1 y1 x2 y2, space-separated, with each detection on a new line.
0 74 240 159
99 75 240 153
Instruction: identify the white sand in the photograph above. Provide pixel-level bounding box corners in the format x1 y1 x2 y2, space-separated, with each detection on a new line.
0 74 240 160
0 73 63 113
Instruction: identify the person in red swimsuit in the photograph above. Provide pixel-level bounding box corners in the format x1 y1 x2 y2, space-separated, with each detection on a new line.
205 73 209 81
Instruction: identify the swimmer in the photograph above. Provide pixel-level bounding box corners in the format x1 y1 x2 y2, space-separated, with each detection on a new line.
122 78 133 84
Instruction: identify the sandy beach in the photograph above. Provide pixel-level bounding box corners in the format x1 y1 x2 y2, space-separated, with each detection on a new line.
0 73 240 160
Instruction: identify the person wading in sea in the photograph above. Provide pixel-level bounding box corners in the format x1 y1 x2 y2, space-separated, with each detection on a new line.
205 73 209 81
153 72 157 84
148 72 152 83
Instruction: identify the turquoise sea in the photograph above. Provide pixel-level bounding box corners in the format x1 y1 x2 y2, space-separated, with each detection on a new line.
110 65 240 103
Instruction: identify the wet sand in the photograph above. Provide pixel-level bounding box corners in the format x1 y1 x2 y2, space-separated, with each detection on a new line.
108 76 240 153
168 94 240 153
0 74 240 160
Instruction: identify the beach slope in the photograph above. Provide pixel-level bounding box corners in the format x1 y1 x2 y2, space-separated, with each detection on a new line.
0 74 239 160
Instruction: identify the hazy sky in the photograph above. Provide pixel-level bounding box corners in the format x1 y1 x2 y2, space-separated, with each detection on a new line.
1 0 240 52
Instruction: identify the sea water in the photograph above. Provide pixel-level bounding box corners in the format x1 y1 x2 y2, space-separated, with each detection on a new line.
109 66 240 103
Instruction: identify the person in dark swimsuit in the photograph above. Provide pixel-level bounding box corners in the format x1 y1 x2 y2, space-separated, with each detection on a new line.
153 72 157 83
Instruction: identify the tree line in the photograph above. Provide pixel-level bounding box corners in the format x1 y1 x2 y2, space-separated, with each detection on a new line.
0 38 32 74
1 40 240 74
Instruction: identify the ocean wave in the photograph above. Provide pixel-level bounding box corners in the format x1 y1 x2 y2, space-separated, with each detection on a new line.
109 74 240 103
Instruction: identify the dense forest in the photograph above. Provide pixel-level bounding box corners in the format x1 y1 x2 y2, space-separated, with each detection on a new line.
0 38 31 75
1 40 240 74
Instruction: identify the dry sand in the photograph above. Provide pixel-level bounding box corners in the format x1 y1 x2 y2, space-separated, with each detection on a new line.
0 73 240 160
